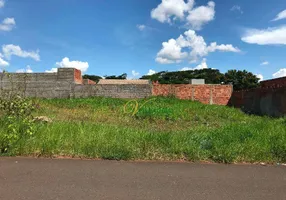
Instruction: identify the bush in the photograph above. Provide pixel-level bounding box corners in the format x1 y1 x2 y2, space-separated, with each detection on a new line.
0 94 36 153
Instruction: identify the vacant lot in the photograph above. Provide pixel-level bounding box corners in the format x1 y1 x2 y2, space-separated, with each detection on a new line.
1 97 286 163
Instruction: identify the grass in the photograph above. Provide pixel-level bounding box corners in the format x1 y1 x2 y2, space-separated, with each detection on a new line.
0 96 286 163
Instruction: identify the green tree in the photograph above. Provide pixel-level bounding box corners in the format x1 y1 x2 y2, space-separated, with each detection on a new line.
82 75 102 83
224 70 259 91
140 69 225 84
105 73 127 80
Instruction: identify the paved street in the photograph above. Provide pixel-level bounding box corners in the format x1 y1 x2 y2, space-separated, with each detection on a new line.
0 158 285 200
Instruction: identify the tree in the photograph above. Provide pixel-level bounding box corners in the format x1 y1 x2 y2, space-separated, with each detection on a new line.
141 69 259 91
224 70 259 91
140 69 225 84
104 73 127 80
82 75 102 83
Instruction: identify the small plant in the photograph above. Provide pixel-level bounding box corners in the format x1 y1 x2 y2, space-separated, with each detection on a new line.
0 72 36 153
0 94 36 153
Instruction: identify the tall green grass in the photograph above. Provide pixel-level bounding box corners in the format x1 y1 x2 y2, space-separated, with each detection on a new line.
1 97 285 163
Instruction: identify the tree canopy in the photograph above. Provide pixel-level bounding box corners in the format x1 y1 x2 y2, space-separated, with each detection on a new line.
83 73 127 82
140 69 259 91
83 69 259 91
224 70 259 91
82 75 102 83
104 73 127 80
140 69 225 84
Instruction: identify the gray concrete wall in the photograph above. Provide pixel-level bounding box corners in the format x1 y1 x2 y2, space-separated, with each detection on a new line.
0 68 152 99
73 84 152 99
0 81 73 98
0 68 79 84
0 72 58 82
0 68 76 98
0 82 152 99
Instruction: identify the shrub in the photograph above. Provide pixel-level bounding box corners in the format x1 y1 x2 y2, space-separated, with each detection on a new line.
0 94 36 153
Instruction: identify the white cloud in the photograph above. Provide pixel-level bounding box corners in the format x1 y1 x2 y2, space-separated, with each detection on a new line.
156 38 188 64
136 24 146 31
255 74 264 82
156 29 240 64
156 57 176 64
151 0 194 23
55 57 89 72
26 65 33 73
0 18 16 32
15 69 25 73
16 65 33 73
207 42 240 53
131 70 140 77
260 61 269 66
2 44 40 61
3 18 15 25
127 70 140 80
0 0 4 8
151 0 215 30
46 57 89 73
147 69 156 75
241 26 286 45
183 30 208 61
180 58 208 71
273 68 286 78
272 9 286 21
180 67 192 71
0 57 9 67
186 1 215 30
230 5 243 14
194 58 208 69
45 68 58 73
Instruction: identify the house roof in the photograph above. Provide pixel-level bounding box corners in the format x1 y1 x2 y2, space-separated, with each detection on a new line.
98 79 150 85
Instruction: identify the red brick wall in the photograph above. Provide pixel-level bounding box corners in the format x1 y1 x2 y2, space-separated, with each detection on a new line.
260 76 286 88
83 79 97 85
152 83 233 105
74 69 83 84
212 85 233 105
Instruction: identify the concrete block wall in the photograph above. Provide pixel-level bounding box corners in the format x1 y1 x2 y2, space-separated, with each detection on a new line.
0 68 79 84
260 76 286 88
0 68 152 99
83 79 96 85
0 68 78 98
0 72 58 83
0 81 72 98
0 68 233 104
229 76 286 117
57 68 82 84
73 84 152 99
152 83 233 105
229 87 286 117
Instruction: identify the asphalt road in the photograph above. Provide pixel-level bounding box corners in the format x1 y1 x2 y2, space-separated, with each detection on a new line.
0 158 285 200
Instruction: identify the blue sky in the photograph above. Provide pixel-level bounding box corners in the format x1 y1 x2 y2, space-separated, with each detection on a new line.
0 0 286 80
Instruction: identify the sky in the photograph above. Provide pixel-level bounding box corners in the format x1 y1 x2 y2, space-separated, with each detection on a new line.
0 0 286 80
